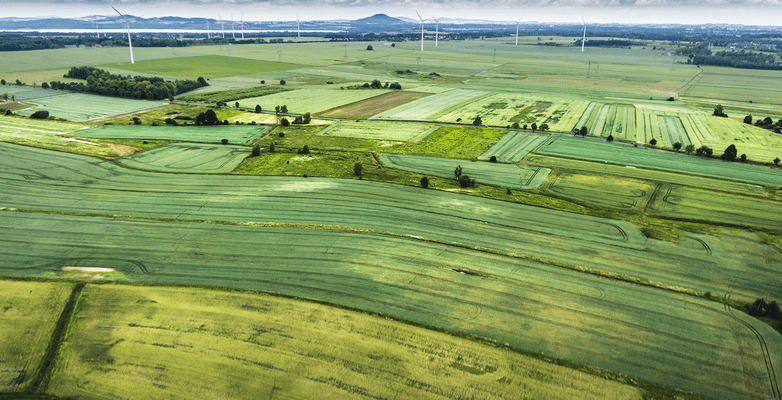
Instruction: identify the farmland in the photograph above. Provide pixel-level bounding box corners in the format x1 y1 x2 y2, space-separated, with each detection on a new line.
43 283 643 400
1 34 782 400
76 124 270 143
532 135 782 187
318 121 439 141
379 153 551 189
116 143 251 173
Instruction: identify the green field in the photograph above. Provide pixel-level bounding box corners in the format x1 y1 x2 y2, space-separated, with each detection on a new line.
0 281 71 393
479 131 550 162
116 143 251 173
545 172 655 211
531 135 782 187
238 87 390 114
76 124 270 144
318 121 439 141
103 55 304 80
13 91 168 122
44 283 643 400
370 89 486 121
380 153 551 189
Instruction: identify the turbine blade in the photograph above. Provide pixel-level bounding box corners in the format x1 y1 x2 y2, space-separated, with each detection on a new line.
415 11 422 21
112 6 128 22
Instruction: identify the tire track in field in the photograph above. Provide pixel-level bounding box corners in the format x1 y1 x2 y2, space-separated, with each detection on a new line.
725 277 781 400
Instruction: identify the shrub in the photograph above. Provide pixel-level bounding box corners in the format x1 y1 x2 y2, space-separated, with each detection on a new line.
5 110 11 115
255 105 262 113
606 134 614 142
269 142 275 153
531 122 537 131
30 110 49 119
721 144 737 161
744 115 753 124
511 122 520 129
673 142 682 151
132 117 141 125
649 138 657 146
278 132 285 138
279 79 286 85
472 116 482 126
667 97 675 101
740 153 747 162
684 144 695 154
539 123 548 130
302 145 309 155
260 80 265 84
252 144 261 156
366 45 374 50
580 126 588 136
389 82 402 90
420 176 429 188
164 118 178 125
221 138 228 144
280 117 290 127
489 155 497 163
459 175 474 188
353 162 362 176
774 157 780 165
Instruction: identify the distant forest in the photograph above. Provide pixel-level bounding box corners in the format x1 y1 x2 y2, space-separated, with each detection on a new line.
676 45 781 70
0 34 281 52
47 67 207 100
574 39 634 48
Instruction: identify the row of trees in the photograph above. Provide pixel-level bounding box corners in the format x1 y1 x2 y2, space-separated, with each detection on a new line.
679 46 781 70
46 67 207 100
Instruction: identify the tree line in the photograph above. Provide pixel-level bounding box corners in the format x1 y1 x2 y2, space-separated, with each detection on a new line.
573 39 633 48
47 66 207 100
677 45 781 70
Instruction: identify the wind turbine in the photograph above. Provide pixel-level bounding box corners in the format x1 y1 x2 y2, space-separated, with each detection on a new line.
415 11 424 52
240 13 244 39
432 16 439 47
231 14 235 39
94 15 100 38
112 6 134 64
581 17 586 52
217 14 225 38
206 19 211 38
516 21 520 46
296 14 300 38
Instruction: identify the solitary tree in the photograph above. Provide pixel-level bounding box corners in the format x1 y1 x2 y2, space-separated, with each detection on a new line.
235 101 240 108
531 122 537 131
580 126 588 136
744 115 753 124
489 155 497 163
607 134 614 142
420 176 429 188
302 112 311 124
366 45 374 50
281 105 288 113
713 104 727 117
252 144 261 156
685 144 695 154
774 157 780 165
301 145 310 154
740 153 747 162
221 138 229 144
673 142 682 151
255 105 262 113
721 144 738 161
649 138 657 146
353 162 363 176
132 117 142 125
269 142 275 153
0 79 5 85
454 165 463 180
279 79 286 85
472 116 482 126
280 117 290 127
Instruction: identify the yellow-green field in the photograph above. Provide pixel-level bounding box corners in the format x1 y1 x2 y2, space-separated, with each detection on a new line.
0 281 72 393
47 283 643 400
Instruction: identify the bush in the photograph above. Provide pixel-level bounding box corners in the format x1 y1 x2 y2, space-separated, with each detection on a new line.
721 144 737 161
30 110 49 119
279 79 286 85
511 122 520 129
531 123 537 131
252 144 261 156
260 80 265 84
673 142 682 151
539 123 549 130
278 132 285 138
420 176 429 188
744 115 753 124
667 96 675 101
164 118 177 125
695 145 713 157
353 162 363 176
649 138 657 146
255 105 262 113
221 138 228 144
367 45 373 50
280 118 290 127
132 117 141 125
606 134 614 142
4 110 11 115
580 126 588 136
774 157 780 165
389 82 402 90
489 155 497 163
302 145 309 155
684 144 695 154
740 153 747 162
269 142 275 153
472 116 482 126
459 175 474 188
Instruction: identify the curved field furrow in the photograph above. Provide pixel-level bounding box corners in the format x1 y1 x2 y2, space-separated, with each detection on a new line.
1 212 781 400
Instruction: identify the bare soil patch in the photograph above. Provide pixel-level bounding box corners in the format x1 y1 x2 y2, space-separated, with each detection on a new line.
320 91 430 119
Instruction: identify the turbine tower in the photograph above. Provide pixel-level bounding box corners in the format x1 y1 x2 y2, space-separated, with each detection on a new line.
581 17 586 52
516 21 520 46
240 13 244 39
231 14 236 39
217 14 225 38
94 16 100 38
432 16 439 47
206 20 210 38
112 6 134 64
415 11 424 52
296 15 301 38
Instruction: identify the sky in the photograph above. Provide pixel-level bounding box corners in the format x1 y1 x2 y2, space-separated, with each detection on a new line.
2 0 782 26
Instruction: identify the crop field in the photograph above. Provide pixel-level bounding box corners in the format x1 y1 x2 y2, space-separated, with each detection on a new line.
370 89 487 121
44 283 642 400
379 153 551 189
433 92 590 130
76 124 270 143
317 121 439 142
0 115 134 157
682 67 782 105
479 131 550 162
13 92 168 122
238 87 390 114
320 91 430 119
531 135 782 187
116 143 251 173
651 185 782 230
524 154 768 196
103 55 303 80
1 210 780 400
0 280 71 393
545 172 655 211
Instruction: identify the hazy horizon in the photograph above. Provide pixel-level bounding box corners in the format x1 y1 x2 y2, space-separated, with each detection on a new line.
2 1 782 27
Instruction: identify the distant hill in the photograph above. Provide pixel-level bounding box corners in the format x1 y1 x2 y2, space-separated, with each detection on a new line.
350 14 413 32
